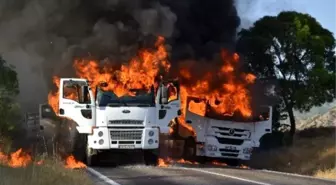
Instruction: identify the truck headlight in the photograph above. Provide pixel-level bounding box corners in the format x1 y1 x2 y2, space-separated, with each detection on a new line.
148 139 153 145
243 148 253 154
247 131 251 138
207 144 217 151
98 131 103 137
149 131 154 137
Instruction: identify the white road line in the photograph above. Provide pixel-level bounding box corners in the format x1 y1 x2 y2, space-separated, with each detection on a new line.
87 167 121 185
170 166 272 185
260 169 336 182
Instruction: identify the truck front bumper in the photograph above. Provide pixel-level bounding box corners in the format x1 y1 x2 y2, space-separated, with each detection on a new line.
87 127 159 150
197 136 254 160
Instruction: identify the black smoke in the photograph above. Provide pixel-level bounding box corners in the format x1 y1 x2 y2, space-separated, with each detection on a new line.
0 0 241 111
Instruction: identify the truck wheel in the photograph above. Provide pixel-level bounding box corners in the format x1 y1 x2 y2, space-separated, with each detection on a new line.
183 137 196 162
226 159 240 166
72 132 86 163
196 156 207 164
144 149 158 166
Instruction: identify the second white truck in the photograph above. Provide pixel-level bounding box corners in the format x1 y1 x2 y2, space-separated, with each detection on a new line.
167 96 275 165
57 78 181 166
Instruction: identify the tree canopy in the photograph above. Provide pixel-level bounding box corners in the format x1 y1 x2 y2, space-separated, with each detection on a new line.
0 55 20 135
236 11 335 139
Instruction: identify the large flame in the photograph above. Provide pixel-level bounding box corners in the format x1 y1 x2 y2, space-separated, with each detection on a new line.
0 148 32 168
48 36 256 135
0 148 85 169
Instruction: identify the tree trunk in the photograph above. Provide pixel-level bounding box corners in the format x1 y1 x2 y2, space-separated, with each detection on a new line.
287 106 296 136
280 87 296 146
286 105 296 145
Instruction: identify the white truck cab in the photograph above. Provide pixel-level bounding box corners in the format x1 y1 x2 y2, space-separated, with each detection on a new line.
57 78 181 166
184 96 272 163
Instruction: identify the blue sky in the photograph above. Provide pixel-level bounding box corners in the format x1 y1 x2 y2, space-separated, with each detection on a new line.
237 0 335 36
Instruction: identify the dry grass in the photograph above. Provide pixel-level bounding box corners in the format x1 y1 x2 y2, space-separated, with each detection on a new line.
314 168 336 179
249 127 336 180
0 158 94 185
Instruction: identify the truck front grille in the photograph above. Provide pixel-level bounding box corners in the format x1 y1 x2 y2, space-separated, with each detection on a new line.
110 130 143 140
109 120 143 125
212 126 250 139
215 137 244 145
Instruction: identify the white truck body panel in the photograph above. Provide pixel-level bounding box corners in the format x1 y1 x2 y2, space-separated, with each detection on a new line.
57 78 180 151
186 97 272 161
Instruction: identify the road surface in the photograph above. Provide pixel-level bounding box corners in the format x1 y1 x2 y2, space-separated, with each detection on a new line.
87 163 335 185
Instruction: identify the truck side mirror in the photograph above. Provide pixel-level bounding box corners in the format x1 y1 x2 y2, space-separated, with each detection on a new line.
161 86 168 104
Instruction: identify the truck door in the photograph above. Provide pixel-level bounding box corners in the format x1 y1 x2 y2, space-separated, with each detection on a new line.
185 97 207 142
58 78 96 134
252 106 273 147
156 80 181 133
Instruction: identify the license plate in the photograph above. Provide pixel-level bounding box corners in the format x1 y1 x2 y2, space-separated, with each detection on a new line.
224 146 237 150
119 145 135 149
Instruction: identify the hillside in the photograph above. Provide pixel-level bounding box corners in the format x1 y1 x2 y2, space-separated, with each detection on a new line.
296 106 336 130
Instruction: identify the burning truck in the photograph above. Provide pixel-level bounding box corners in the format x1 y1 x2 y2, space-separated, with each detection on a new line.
162 96 274 165
55 77 181 166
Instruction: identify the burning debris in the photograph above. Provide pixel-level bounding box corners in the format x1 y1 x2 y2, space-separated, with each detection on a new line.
0 149 32 168
64 155 87 169
0 148 86 169
157 157 249 169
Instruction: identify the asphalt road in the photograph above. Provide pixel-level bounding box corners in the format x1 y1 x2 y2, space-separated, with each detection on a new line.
87 163 336 185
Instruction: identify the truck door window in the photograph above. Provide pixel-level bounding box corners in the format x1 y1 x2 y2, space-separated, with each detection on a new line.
63 81 91 104
167 83 178 103
188 100 206 117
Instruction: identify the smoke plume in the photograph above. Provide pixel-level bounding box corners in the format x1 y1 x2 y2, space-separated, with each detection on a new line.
0 0 241 111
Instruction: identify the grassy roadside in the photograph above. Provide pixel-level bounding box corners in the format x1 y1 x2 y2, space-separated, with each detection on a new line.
248 127 336 180
0 158 94 185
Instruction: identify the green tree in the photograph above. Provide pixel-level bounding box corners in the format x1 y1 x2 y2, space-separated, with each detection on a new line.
236 11 335 142
0 55 20 135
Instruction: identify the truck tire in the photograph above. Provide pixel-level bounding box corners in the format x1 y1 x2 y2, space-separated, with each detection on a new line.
72 131 86 163
226 159 240 166
183 137 196 162
72 131 98 166
144 149 158 166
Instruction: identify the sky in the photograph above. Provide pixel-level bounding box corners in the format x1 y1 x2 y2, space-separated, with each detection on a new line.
237 0 336 35
237 0 336 115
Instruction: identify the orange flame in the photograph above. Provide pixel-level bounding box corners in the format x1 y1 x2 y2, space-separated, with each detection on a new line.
212 160 227 166
157 157 198 167
178 50 255 119
0 148 32 168
36 159 44 166
158 158 169 167
64 155 87 169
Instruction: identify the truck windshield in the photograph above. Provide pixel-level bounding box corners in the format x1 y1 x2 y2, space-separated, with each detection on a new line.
206 106 270 122
96 88 155 107
188 100 270 122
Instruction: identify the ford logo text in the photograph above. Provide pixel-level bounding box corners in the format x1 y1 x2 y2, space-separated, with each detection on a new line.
122 110 131 114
